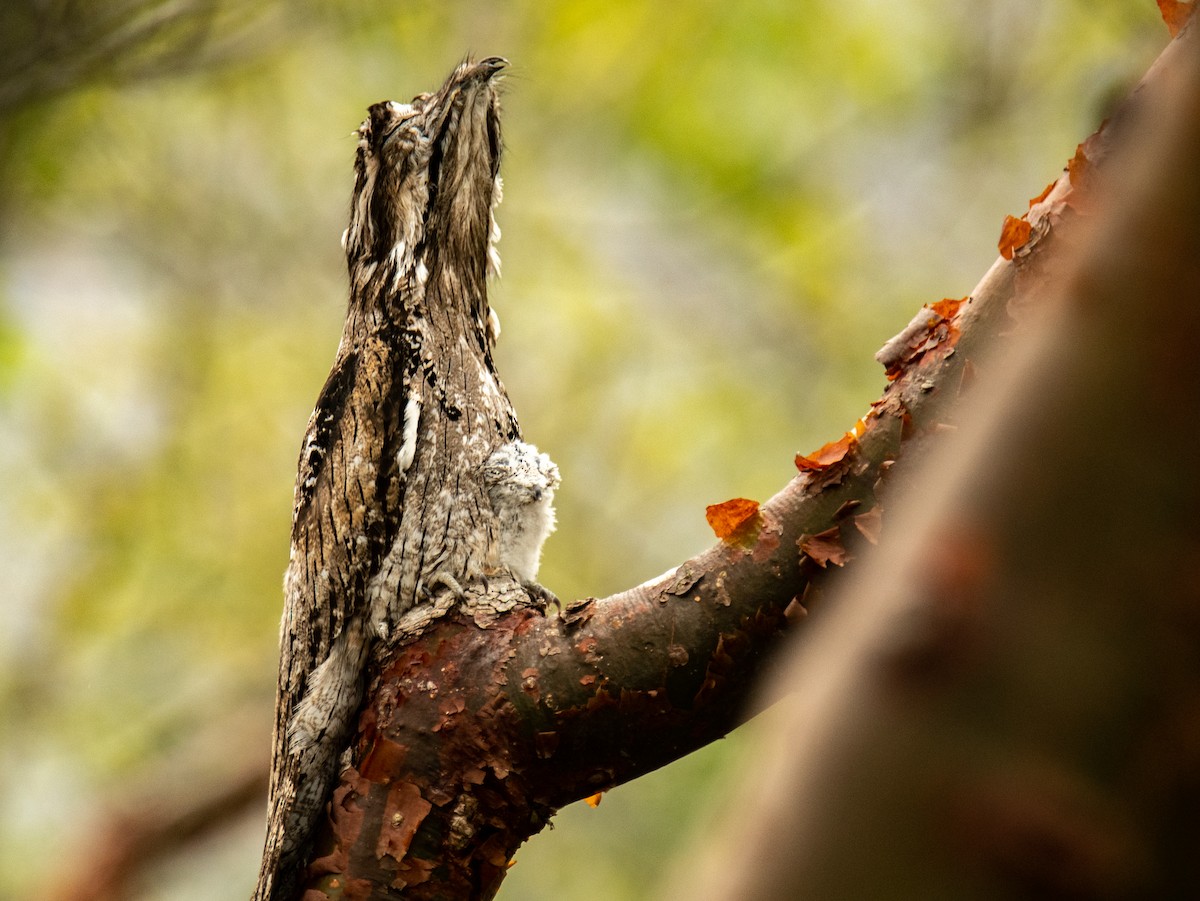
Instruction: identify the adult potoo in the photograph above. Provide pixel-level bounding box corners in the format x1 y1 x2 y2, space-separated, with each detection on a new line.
253 57 559 900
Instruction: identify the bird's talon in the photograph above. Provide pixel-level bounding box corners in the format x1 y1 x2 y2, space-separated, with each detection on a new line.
522 580 559 611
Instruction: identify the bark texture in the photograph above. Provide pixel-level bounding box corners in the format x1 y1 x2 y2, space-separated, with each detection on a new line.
288 22 1200 901
293 70 1007 901
669 16 1200 901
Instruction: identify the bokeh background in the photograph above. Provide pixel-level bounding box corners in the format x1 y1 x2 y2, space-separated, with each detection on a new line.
0 2 1167 898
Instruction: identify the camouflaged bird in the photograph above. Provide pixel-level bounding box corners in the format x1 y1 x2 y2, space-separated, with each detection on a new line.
253 57 559 900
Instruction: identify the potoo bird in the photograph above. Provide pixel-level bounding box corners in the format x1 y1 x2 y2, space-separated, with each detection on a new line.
253 57 559 901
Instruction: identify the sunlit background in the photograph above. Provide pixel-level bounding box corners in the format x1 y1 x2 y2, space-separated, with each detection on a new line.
0 2 1166 897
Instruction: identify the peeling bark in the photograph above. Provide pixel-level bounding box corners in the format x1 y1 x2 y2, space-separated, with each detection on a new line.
291 23 1200 901
671 16 1200 901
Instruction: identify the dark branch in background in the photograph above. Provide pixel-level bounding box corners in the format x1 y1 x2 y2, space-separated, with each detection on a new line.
52 768 265 901
0 0 280 218
0 0 222 114
49 711 270 901
289 24 1196 901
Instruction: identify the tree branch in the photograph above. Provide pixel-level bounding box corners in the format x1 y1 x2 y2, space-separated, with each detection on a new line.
50 711 270 901
287 42 1125 901
669 14 1200 901
284 18 1200 900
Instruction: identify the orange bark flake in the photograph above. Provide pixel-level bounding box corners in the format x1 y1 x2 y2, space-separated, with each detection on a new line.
928 297 965 321
799 527 849 568
854 506 882 545
705 497 760 540
585 792 604 808
1067 143 1089 188
376 781 433 862
1028 180 1056 208
998 215 1032 260
795 431 857 472
1158 0 1196 36
784 597 808 623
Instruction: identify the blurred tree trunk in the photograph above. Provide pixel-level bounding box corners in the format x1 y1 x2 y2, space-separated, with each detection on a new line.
668 15 1200 901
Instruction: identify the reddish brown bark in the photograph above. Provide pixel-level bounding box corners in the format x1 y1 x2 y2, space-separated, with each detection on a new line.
672 16 1200 901
294 63 1065 901
295 20 1198 901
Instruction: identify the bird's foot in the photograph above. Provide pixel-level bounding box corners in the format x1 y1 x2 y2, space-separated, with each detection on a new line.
522 580 559 612
421 572 467 602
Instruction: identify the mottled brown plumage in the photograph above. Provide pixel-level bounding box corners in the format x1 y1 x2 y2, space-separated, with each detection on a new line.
254 57 559 900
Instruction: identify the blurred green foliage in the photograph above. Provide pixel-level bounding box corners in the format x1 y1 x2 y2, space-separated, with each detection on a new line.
0 1 1165 897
